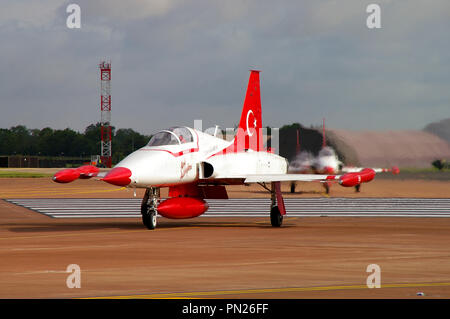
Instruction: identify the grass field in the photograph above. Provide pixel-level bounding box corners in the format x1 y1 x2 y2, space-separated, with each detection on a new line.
375 167 450 181
0 171 52 178
0 168 56 178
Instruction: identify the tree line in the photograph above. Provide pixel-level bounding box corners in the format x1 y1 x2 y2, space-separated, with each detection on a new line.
0 123 151 164
0 122 343 165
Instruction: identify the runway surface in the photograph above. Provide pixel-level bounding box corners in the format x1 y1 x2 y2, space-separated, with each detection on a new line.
2 194 450 298
6 197 450 218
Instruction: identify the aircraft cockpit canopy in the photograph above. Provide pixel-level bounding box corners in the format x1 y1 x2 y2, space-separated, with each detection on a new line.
147 127 193 147
318 146 336 157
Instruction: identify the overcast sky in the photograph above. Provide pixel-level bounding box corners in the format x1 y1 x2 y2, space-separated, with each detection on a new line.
0 0 449 135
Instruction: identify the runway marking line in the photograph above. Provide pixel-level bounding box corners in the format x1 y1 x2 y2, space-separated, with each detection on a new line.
0 222 269 241
0 187 127 198
0 220 267 241
0 226 204 241
87 282 450 299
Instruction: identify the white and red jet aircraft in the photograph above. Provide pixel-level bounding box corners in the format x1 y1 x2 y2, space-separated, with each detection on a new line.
53 71 379 229
288 121 399 193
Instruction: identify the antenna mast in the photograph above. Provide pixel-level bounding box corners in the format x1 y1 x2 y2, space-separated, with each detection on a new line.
99 61 112 168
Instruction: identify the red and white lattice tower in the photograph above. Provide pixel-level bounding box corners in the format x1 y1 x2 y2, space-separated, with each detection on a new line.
99 61 112 168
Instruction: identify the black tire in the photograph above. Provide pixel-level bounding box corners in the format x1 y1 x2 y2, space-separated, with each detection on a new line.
290 183 296 193
355 184 361 193
142 208 157 230
270 206 283 227
324 183 330 194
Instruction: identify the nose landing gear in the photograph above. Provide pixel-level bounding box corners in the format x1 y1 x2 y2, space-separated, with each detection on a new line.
141 187 160 230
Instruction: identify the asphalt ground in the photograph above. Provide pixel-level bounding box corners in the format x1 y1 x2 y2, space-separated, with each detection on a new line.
0 176 449 299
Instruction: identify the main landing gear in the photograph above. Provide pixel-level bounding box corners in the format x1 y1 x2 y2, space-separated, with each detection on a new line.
270 205 283 227
258 182 286 227
290 182 296 194
141 187 160 230
323 182 330 194
142 183 287 229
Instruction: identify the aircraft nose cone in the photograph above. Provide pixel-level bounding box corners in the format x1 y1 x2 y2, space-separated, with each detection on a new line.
102 167 132 186
323 166 335 174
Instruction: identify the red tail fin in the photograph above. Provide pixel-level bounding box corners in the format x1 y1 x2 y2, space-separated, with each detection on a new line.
233 70 263 151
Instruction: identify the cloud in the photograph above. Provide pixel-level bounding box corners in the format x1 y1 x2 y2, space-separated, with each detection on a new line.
0 0 65 29
77 0 178 22
0 1 449 134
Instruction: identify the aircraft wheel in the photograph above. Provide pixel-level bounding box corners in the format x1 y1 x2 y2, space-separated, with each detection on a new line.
270 206 283 227
142 208 157 230
290 183 296 193
324 183 330 194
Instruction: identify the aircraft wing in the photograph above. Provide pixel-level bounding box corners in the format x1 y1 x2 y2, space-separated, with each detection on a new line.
244 174 338 183
243 168 378 188
342 166 400 174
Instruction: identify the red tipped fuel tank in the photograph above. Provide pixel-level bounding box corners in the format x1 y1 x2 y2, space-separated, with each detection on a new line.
102 167 132 186
339 172 361 187
52 168 80 183
157 197 209 219
358 168 376 183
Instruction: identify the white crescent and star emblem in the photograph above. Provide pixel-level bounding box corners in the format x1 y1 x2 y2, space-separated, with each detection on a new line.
246 110 257 136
